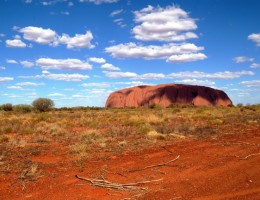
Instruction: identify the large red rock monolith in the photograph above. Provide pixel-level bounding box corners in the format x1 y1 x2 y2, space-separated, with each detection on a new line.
105 84 232 108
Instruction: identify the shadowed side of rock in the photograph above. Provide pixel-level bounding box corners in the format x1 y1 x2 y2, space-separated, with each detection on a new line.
105 84 233 108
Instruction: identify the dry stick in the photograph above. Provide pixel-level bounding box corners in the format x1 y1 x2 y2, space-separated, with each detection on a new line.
241 152 260 160
75 175 163 190
129 155 180 172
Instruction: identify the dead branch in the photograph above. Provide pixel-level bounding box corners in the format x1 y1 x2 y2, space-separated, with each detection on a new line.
241 152 260 160
75 175 163 191
129 155 180 172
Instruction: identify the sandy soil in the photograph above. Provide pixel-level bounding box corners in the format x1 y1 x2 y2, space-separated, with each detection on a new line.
1 127 260 200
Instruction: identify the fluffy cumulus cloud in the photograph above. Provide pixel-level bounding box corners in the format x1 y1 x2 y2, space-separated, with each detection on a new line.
106 5 206 63
0 77 13 82
167 71 254 79
248 33 260 46
6 39 27 48
233 56 254 63
79 0 119 4
6 59 18 64
133 5 198 42
167 53 207 63
105 42 205 60
101 63 120 71
240 80 260 87
59 31 94 49
18 26 94 49
19 26 58 46
250 63 260 68
20 60 34 67
36 58 92 70
89 57 106 64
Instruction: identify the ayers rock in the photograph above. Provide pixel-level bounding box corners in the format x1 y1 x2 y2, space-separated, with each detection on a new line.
105 84 232 108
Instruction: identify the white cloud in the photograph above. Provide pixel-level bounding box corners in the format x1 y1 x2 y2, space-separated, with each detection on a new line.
0 77 13 82
59 31 94 49
19 26 58 46
82 82 110 88
105 42 205 62
104 71 138 78
250 63 260 68
167 71 254 79
167 53 207 63
61 11 70 15
36 58 92 70
43 73 89 81
91 89 107 94
16 82 44 86
104 70 253 80
7 86 23 90
79 0 119 4
24 0 32 3
133 5 198 42
0 33 5 37
6 39 27 48
0 66 5 70
72 94 90 98
89 57 106 64
6 59 18 64
12 26 20 31
176 79 215 87
20 60 34 67
138 73 165 80
101 63 120 71
49 93 65 97
113 18 126 28
68 2 74 6
42 70 50 74
248 33 260 46
240 80 260 87
110 9 123 17
233 56 254 63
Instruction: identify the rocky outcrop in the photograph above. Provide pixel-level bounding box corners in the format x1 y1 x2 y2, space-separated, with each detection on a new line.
105 84 232 108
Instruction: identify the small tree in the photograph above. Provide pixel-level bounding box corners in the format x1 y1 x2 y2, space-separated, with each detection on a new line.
32 98 54 112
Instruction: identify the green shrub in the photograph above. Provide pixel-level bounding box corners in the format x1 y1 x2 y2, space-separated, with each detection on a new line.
32 98 54 112
14 104 32 113
1 103 13 111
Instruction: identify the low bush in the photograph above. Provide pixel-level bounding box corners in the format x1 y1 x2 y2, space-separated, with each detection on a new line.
1 103 13 111
14 104 32 113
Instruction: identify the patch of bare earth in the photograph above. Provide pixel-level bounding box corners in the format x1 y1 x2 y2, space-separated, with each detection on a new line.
1 131 260 199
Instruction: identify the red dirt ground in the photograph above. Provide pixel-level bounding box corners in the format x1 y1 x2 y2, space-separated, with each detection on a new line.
1 131 260 200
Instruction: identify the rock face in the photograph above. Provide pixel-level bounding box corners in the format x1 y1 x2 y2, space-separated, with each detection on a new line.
105 84 232 108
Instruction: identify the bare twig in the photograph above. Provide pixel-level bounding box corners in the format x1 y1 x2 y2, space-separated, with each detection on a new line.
129 155 180 172
241 153 260 160
75 175 163 191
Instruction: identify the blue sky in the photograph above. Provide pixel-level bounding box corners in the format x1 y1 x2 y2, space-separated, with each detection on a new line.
0 0 259 107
